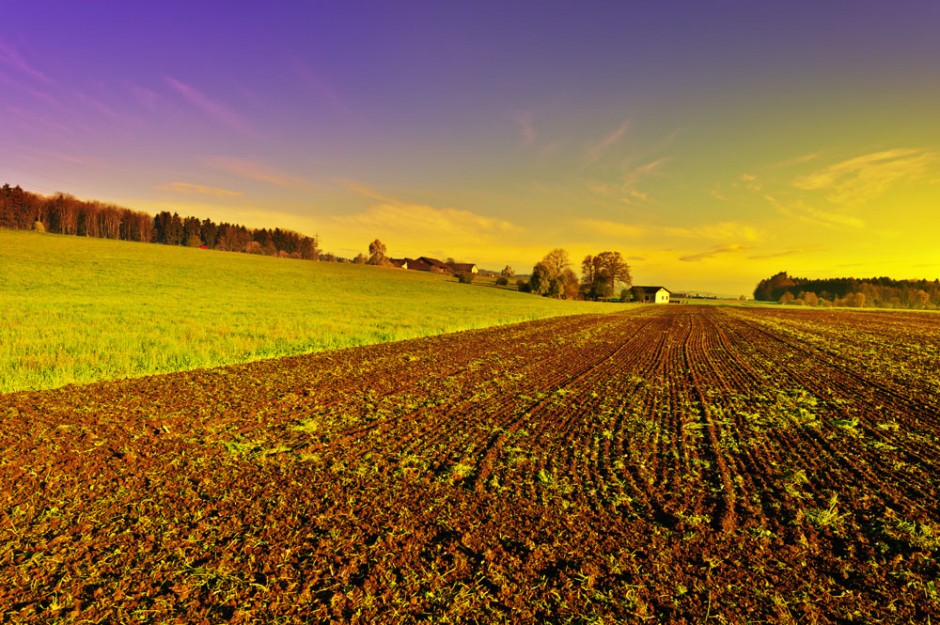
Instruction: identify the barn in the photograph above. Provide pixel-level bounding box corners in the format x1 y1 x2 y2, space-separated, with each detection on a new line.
449 262 478 275
417 257 453 274
403 258 432 272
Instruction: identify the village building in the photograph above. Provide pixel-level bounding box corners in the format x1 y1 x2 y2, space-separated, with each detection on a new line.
417 257 453 274
401 256 479 276
403 258 432 272
449 262 478 275
632 286 671 304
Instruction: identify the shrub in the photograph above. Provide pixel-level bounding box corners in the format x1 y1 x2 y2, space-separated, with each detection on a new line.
33 221 45 233
495 276 509 286
457 272 474 284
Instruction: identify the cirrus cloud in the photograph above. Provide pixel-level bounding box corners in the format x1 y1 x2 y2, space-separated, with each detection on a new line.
793 148 936 206
583 119 631 167
679 243 749 263
165 76 254 135
336 182 521 245
157 181 243 198
206 156 311 189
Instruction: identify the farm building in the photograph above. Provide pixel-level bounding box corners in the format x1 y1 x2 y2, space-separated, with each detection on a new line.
449 262 478 275
402 257 479 275
403 258 433 272
388 258 409 269
632 286 671 304
417 257 453 274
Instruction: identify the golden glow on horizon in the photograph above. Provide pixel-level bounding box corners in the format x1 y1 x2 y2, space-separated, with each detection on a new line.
112 140 940 296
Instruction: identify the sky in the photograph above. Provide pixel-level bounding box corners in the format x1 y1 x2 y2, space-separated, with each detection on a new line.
2 1 939 295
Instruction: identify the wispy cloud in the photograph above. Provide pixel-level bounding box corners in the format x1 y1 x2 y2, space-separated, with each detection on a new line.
577 218 648 239
585 157 668 206
585 181 649 204
664 221 762 242
624 157 667 199
165 76 254 135
680 243 749 263
75 92 122 121
130 84 159 110
7 106 73 136
578 218 761 246
794 148 936 206
771 152 819 168
31 150 107 169
514 110 537 147
338 182 521 243
768 195 866 229
157 181 243 198
725 169 867 231
724 148 936 231
206 156 309 189
583 119 630 166
0 40 54 85
747 247 818 260
292 58 353 116
0 67 59 108
738 173 762 193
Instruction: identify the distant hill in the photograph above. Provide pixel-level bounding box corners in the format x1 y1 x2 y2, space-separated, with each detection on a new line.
754 271 939 308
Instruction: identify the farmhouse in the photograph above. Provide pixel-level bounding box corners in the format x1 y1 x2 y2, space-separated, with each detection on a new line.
449 262 478 275
401 257 479 276
632 286 671 304
388 258 409 269
417 257 453 274
403 258 432 272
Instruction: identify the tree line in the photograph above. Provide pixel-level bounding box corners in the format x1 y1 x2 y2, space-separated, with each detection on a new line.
754 271 939 309
3 183 641 291
1 183 320 260
518 248 633 301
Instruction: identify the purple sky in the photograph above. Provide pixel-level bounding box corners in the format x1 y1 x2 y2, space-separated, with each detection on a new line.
3 1 939 294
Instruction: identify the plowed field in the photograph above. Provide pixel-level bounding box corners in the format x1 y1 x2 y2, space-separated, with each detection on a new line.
2 306 938 623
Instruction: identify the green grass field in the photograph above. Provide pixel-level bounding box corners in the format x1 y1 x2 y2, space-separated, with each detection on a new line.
1 230 629 393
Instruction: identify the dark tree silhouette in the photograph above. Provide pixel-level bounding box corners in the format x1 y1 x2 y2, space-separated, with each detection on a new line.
755 271 939 309
1 182 320 261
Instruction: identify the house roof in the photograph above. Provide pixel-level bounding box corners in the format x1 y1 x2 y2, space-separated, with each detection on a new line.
632 286 671 293
449 262 477 273
404 258 433 271
418 256 451 270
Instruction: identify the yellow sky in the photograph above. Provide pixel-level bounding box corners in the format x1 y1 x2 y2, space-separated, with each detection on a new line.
4 3 940 296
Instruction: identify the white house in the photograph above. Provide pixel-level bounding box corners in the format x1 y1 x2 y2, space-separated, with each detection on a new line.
632 286 671 304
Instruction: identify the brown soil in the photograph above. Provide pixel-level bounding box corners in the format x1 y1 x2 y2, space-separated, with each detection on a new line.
1 306 938 623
